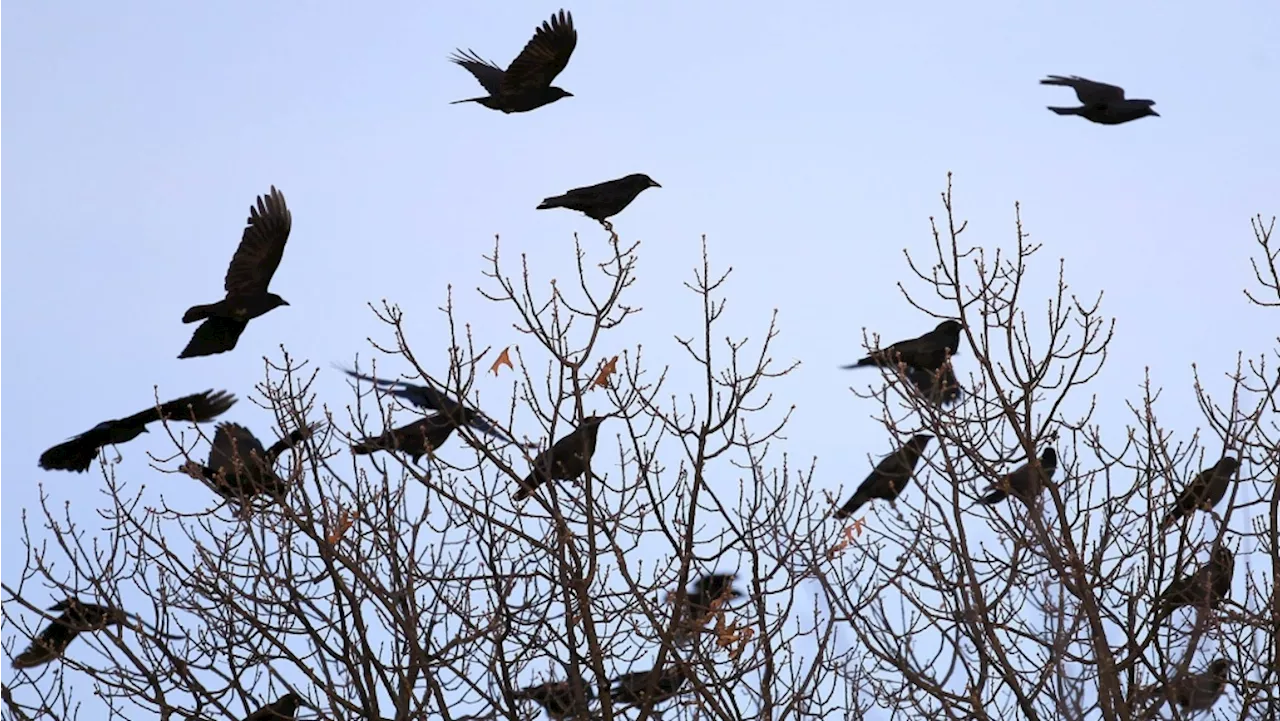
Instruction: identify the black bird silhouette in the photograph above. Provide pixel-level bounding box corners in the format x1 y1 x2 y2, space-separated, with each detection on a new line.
243 692 311 721
450 10 577 113
183 422 316 502
10 598 173 669
180 187 293 358
351 414 458 465
904 363 964 408
1141 659 1231 714
516 416 607 501
1040 75 1159 125
832 435 933 519
1154 547 1234 623
513 679 595 721
669 572 745 644
843 320 964 373
978 447 1058 506
39 390 237 472
537 174 662 225
610 666 689 707
1158 456 1241 531
338 366 523 445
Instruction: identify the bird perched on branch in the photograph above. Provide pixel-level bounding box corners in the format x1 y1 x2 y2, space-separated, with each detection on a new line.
39 390 237 472
450 10 577 113
516 416 607 501
1158 456 1240 531
668 572 745 644
609 665 689 707
843 320 964 374
1153 546 1234 624
10 597 175 669
183 422 317 502
833 435 933 519
1040 75 1159 125
978 447 1058 507
338 366 525 446
180 186 293 358
1139 659 1231 714
351 414 459 465
242 692 312 721
513 678 595 721
537 174 662 225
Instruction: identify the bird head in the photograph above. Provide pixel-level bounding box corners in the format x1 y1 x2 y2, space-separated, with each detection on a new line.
266 293 291 310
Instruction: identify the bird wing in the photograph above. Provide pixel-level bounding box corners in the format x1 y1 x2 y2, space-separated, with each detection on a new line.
11 617 78 669
38 433 105 472
118 389 238 429
501 10 577 94
211 422 269 470
1041 75 1126 104
223 186 292 296
450 49 506 94
265 422 320 462
179 317 250 358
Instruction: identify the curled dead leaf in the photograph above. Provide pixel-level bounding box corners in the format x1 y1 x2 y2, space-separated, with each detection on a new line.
489 347 514 376
593 355 619 389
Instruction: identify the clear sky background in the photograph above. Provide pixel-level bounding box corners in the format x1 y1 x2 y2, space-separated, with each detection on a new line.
3 0 1278 713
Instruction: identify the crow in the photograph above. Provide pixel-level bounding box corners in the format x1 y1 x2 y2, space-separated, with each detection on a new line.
338 365 523 445
1153 547 1234 624
668 572 745 644
904 363 963 408
243 692 311 721
537 174 661 225
832 435 933 519
513 679 595 721
39 390 237 473
183 422 317 502
450 10 577 113
610 666 689 707
978 447 1058 506
180 187 293 358
515 416 607 501
351 414 458 465
1040 75 1159 125
10 597 173 669
843 320 964 373
1140 659 1231 714
1158 456 1241 531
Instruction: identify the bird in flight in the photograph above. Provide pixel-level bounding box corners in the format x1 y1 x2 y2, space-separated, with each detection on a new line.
39 390 237 472
1040 75 1159 125
450 10 578 113
179 186 293 358
10 597 177 669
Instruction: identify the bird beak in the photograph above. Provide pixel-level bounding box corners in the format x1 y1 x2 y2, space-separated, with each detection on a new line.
650 180 662 188
1150 110 1161 117
282 300 291 306
564 91 575 97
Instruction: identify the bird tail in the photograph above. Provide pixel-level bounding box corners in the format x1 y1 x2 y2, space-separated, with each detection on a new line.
182 303 220 324
351 439 382 456
840 357 877 370
1047 106 1083 116
977 488 1007 506
832 491 868 520
513 473 542 501
537 195 568 211
11 646 60 670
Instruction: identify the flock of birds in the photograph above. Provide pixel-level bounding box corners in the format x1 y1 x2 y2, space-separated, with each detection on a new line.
9 8 1244 719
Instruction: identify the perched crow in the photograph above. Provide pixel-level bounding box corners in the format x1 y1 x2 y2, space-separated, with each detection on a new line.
1040 75 1159 125
516 416 607 501
180 187 293 358
183 422 316 502
12 598 136 669
513 679 595 721
39 390 237 473
832 435 934 519
243 693 310 721
978 447 1058 506
668 572 745 644
1158 456 1241 531
338 366 522 445
450 10 577 113
1154 547 1234 623
351 414 458 464
537 174 662 225
610 666 689 707
1141 659 1231 713
904 363 963 408
843 320 964 373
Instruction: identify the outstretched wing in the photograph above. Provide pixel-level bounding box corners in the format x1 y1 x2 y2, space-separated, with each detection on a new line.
179 317 249 358
38 433 105 473
11 616 79 669
1041 75 1126 104
224 186 292 296
210 423 269 469
501 10 577 94
120 389 239 429
450 49 506 95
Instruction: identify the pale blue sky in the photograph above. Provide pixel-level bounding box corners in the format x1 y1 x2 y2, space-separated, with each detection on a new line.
3 0 1278 713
